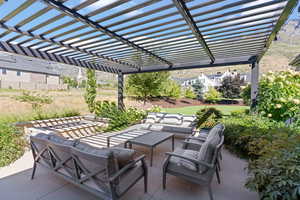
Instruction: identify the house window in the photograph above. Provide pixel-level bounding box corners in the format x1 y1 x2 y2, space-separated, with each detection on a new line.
2 68 6 75
17 71 21 76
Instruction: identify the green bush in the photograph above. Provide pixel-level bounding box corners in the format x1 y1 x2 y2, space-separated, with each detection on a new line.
257 71 300 121
246 146 300 200
204 87 221 103
221 113 300 199
241 84 251 105
0 121 26 167
196 107 222 129
162 80 181 99
15 91 53 112
183 87 196 99
94 100 146 131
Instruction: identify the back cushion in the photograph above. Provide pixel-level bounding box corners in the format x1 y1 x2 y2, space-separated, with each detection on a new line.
197 141 214 173
160 114 182 125
182 115 196 127
206 124 224 142
145 112 156 124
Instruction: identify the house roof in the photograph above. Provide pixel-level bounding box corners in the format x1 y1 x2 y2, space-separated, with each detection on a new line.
0 53 60 76
0 0 298 74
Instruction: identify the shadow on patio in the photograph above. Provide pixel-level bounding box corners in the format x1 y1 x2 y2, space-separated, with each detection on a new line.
0 138 258 200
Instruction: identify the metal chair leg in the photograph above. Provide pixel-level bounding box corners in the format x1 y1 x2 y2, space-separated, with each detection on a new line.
208 185 214 200
162 172 167 190
216 168 221 184
144 173 148 193
31 162 37 180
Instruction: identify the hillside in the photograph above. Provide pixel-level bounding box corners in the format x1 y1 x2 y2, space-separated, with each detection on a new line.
171 19 300 79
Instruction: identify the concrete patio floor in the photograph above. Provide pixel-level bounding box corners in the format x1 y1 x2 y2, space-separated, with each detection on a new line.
0 138 259 200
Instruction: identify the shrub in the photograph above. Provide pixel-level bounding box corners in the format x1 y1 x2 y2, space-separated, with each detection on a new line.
221 113 300 199
257 71 300 121
246 146 300 200
84 69 97 113
183 87 196 99
241 84 251 105
192 80 204 100
0 121 26 167
218 74 245 98
196 107 222 129
94 100 146 131
204 87 221 103
162 79 181 99
15 91 52 112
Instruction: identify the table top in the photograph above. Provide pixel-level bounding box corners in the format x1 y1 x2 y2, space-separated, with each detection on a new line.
127 131 174 147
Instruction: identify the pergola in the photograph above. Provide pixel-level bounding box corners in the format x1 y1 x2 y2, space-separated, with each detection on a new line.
0 0 298 109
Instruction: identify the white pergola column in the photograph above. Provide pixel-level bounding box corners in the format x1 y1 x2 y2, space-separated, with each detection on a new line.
250 61 259 110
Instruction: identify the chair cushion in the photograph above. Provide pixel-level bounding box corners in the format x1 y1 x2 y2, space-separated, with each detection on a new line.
49 134 76 146
110 147 136 169
145 113 156 124
197 141 214 173
160 114 182 125
177 149 198 171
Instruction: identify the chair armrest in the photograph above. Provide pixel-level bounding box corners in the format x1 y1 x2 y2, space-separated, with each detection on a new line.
165 152 213 169
186 136 206 142
109 155 146 182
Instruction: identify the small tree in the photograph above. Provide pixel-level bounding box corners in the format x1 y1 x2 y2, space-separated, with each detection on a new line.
204 87 221 103
62 76 78 88
241 84 251 105
84 69 97 113
126 71 170 104
192 80 204 100
162 79 181 99
218 74 245 99
183 87 197 99
15 91 53 114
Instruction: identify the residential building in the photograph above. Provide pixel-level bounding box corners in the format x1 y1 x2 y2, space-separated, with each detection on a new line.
0 53 67 90
178 70 250 92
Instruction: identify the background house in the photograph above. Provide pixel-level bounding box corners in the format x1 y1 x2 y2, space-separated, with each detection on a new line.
0 53 67 90
178 70 250 92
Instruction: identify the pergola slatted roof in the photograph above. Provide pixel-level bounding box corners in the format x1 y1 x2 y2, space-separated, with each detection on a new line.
0 0 298 74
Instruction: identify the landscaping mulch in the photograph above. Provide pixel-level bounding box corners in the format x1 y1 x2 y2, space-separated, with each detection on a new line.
149 97 244 108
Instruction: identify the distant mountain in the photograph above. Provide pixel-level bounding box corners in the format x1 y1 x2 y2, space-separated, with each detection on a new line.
170 19 300 79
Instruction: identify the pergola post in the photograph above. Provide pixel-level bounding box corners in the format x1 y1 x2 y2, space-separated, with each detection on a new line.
117 71 125 111
250 61 259 110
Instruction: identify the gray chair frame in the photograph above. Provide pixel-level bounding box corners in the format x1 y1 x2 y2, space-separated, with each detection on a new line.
162 136 224 200
30 136 148 200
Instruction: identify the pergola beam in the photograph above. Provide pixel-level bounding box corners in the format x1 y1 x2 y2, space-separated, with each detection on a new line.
172 0 215 63
258 0 299 61
41 0 173 67
0 41 118 73
0 22 138 70
123 59 253 74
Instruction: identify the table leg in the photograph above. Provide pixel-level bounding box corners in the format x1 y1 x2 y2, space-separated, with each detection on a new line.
150 147 153 167
172 135 175 151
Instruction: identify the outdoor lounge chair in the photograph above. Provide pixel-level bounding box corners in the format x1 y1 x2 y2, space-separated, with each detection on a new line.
183 124 225 151
138 112 197 136
162 132 224 200
30 133 148 200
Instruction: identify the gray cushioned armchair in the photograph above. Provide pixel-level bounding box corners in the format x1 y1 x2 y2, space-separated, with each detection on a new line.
162 133 224 200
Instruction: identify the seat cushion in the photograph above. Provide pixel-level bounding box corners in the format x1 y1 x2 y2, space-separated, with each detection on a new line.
177 149 198 171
